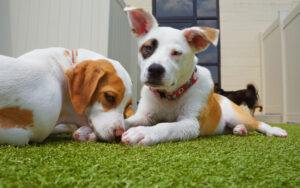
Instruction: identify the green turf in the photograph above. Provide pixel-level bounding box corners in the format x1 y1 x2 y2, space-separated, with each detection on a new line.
0 124 299 187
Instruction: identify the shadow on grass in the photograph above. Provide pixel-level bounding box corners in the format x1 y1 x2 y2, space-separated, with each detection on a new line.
33 133 73 146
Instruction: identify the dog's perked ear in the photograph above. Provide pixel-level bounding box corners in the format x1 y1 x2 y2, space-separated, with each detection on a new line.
65 60 106 115
124 6 158 38
182 27 219 53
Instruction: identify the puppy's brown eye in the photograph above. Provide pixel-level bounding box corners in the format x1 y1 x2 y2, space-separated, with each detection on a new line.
143 45 153 53
171 50 182 57
104 92 115 104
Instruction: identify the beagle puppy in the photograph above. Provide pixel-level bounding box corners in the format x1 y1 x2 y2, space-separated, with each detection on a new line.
0 48 132 145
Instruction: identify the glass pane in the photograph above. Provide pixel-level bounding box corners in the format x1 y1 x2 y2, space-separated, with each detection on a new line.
197 20 218 28
201 65 219 83
159 22 193 30
197 0 217 17
196 45 218 63
156 0 193 17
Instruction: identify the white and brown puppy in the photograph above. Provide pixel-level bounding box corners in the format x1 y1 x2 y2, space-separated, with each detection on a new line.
122 6 287 146
0 48 132 146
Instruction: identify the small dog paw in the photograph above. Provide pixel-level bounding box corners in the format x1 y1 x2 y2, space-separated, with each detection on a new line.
121 126 155 146
266 127 288 137
233 124 248 136
86 132 97 142
73 126 97 142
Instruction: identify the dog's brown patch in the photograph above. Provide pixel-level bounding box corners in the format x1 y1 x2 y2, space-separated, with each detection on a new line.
198 92 222 136
66 60 125 115
91 61 125 111
63 50 70 56
140 39 158 59
0 107 33 130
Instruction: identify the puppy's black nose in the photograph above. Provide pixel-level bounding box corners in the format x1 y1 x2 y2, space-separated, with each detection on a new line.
148 63 165 77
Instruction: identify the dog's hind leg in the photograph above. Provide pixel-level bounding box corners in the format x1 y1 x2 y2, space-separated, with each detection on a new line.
219 95 287 137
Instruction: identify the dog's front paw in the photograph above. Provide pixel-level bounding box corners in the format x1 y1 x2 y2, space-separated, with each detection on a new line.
73 126 97 142
121 126 156 146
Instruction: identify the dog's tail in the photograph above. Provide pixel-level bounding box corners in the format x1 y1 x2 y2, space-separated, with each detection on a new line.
246 84 263 113
246 84 257 96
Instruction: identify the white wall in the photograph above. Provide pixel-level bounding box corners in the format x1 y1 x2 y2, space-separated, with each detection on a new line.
0 0 111 57
261 3 300 123
282 4 300 123
261 14 286 115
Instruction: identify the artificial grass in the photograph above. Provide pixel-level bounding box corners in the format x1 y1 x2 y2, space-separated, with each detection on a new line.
0 124 299 187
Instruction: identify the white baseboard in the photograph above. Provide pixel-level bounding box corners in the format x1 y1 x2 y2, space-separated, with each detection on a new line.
286 113 300 124
254 114 282 123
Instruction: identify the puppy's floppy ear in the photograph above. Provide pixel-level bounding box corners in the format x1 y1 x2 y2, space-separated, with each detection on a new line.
65 60 105 115
124 5 158 38
182 27 219 53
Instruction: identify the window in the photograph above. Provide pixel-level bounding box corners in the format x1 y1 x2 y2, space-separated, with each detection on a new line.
153 0 221 84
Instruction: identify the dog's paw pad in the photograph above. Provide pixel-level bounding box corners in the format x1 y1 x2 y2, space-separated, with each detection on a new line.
86 132 97 142
233 124 248 136
72 126 95 142
72 132 83 142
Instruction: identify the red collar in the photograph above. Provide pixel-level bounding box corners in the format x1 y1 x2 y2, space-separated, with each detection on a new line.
151 67 198 100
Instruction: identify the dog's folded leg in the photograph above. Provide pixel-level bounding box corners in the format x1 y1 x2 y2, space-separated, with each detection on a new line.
122 119 199 146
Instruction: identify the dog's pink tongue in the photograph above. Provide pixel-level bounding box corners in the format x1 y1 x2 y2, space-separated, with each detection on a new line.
115 128 125 137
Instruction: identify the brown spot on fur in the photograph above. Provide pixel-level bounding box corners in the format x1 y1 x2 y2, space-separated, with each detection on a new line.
66 59 125 115
231 100 259 131
91 61 125 111
198 92 222 136
124 98 134 119
0 107 33 130
63 50 70 57
140 39 158 59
